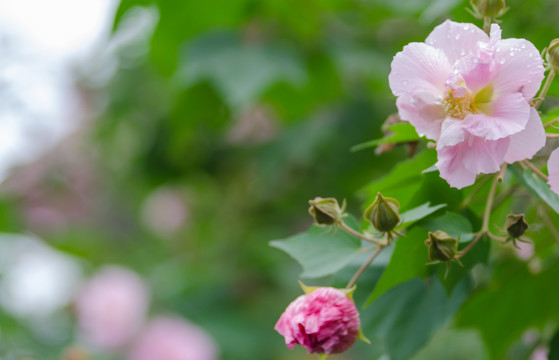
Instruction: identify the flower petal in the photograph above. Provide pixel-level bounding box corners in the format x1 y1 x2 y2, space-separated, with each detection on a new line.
436 144 478 189
492 38 545 101
425 20 489 65
462 92 530 140
389 42 450 97
461 136 509 174
437 118 466 148
504 107 545 163
455 55 493 93
548 148 559 196
396 92 446 141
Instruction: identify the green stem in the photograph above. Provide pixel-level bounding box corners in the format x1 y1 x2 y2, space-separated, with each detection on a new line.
481 169 502 233
346 245 384 289
534 69 556 109
483 16 492 34
522 160 549 182
338 221 385 246
544 117 559 128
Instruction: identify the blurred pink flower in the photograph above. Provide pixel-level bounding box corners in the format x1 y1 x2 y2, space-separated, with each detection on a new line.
548 148 559 195
76 266 149 350
274 287 360 355
128 316 218 360
389 20 545 188
531 347 548 360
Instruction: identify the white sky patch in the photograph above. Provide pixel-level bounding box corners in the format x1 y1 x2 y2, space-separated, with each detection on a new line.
0 0 117 181
0 233 83 318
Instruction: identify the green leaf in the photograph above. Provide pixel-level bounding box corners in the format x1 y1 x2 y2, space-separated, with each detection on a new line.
269 216 362 278
399 202 447 228
362 276 470 360
365 227 430 305
420 212 474 242
511 166 559 214
549 330 559 360
351 123 421 152
456 261 559 358
362 149 437 209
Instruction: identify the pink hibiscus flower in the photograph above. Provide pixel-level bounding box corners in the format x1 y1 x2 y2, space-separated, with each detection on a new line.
548 148 559 195
389 20 546 188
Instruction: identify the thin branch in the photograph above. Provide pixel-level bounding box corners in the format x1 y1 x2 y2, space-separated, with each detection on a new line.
346 245 384 289
522 160 549 182
456 232 483 259
544 117 559 128
338 221 385 246
534 69 555 109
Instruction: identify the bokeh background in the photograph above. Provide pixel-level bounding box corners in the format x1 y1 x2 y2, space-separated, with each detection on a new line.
0 0 558 359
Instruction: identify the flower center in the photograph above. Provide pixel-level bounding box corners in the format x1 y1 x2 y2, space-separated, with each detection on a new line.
441 91 474 119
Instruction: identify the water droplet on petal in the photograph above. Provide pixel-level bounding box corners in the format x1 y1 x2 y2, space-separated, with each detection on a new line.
463 24 469 30
521 44 526 49
528 52 533 57
473 58 479 63
496 48 501 53
460 50 465 56
455 34 461 40
500 59 506 64
402 80 408 86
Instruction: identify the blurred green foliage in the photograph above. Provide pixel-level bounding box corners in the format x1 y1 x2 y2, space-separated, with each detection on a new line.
1 0 559 359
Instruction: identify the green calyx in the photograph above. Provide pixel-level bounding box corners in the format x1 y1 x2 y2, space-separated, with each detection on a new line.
308 197 346 226
546 39 559 72
364 193 400 233
425 230 461 264
470 0 508 18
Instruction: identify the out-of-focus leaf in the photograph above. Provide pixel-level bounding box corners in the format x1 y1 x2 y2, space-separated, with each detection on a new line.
179 33 306 108
511 166 559 214
112 0 154 31
549 330 559 360
410 328 489 360
365 227 430 305
456 261 559 358
363 276 470 360
269 216 362 278
399 202 447 228
352 123 420 152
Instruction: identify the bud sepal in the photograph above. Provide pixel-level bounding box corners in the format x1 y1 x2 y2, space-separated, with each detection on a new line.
308 197 347 226
364 193 401 234
504 214 530 248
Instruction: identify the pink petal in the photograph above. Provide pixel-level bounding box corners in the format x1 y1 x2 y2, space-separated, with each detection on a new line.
492 38 545 101
436 144 478 189
389 42 450 97
425 20 489 65
548 148 559 195
396 93 446 141
504 107 545 163
455 55 493 93
461 136 509 174
437 118 466 148
462 92 530 140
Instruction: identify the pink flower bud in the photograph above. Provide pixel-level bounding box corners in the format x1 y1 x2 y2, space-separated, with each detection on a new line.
128 316 218 360
274 287 361 355
75 266 149 350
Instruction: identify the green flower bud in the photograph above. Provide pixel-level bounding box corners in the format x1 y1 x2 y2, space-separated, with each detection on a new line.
425 230 459 263
364 193 400 233
546 39 559 72
505 214 529 239
470 0 508 18
308 197 345 226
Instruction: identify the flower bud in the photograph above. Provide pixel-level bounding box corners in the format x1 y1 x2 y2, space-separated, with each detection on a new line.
274 286 366 354
505 214 529 239
425 230 460 263
308 197 345 225
546 39 559 72
364 193 400 233
470 0 507 18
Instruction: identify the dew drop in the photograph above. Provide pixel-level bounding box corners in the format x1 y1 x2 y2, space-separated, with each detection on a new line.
528 52 533 57
460 49 465 56
521 44 526 49
500 59 506 64
463 24 469 30
455 34 461 40
510 52 515 56
496 47 501 52
473 58 479 63
402 80 408 86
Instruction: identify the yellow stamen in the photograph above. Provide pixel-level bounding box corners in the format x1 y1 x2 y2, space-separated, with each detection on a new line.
442 91 474 119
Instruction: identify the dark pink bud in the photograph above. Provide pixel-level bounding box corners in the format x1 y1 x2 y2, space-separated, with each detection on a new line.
274 287 361 354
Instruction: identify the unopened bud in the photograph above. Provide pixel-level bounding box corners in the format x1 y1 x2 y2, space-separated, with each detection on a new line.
505 214 529 239
364 193 400 233
470 0 507 18
425 230 459 263
308 197 345 225
546 39 559 72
